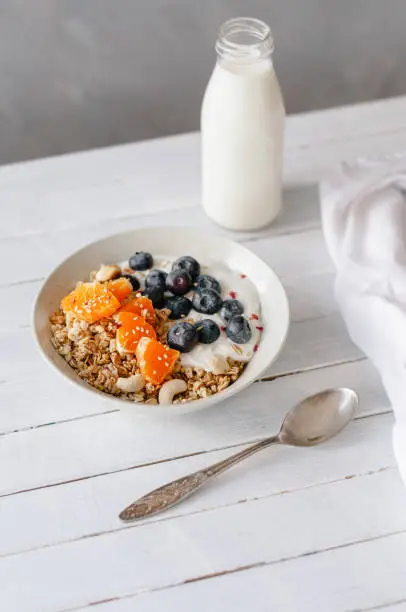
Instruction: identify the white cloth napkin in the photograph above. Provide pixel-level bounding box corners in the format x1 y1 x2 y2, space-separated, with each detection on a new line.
320 153 406 486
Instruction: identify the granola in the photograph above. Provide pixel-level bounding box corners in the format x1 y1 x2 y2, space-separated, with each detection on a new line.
50 308 245 404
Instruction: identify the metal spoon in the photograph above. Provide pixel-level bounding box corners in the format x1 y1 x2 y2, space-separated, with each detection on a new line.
119 387 358 522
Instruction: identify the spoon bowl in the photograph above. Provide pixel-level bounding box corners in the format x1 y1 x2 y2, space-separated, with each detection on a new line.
279 388 358 447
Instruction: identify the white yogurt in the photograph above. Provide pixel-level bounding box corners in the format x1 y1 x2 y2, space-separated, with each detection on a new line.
120 257 262 373
179 263 261 372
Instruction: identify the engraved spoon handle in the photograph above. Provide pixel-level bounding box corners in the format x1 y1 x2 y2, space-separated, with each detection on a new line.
119 435 280 522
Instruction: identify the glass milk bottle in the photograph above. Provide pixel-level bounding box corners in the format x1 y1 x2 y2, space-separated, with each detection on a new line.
201 18 285 230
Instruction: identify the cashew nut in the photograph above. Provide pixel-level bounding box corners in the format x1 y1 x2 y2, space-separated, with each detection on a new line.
211 355 228 375
116 374 145 393
95 264 121 282
158 379 188 405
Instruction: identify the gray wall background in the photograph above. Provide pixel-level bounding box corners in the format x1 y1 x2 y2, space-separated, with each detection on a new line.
1 0 405 165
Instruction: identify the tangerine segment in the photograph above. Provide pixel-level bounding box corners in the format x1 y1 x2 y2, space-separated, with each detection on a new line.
116 313 156 353
107 277 132 302
136 337 180 385
61 282 120 323
118 296 155 325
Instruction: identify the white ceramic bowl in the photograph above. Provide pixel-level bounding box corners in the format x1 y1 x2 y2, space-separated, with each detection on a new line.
33 227 289 414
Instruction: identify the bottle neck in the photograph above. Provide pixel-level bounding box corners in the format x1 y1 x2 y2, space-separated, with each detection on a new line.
215 17 274 65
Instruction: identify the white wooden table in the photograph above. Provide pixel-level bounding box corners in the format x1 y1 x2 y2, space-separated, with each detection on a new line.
2 97 406 612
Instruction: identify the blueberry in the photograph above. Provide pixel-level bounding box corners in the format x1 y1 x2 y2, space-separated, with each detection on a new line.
192 289 223 315
129 251 153 271
167 322 198 353
145 269 167 292
144 286 165 308
172 256 200 281
226 315 252 344
195 319 220 344
220 299 244 321
165 296 193 320
166 270 192 295
195 274 221 294
121 274 140 291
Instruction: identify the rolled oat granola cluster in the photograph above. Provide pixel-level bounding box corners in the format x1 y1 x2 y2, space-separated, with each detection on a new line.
50 307 245 405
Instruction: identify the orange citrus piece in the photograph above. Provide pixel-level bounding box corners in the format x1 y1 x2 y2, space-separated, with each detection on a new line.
118 296 155 325
61 282 120 323
107 277 132 302
116 313 156 353
136 337 179 385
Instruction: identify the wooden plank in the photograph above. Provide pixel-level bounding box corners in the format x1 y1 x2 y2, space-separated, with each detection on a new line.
77 530 406 612
0 279 42 331
2 103 405 283
0 411 395 558
3 120 406 279
0 376 118 434
267 311 361 378
284 96 406 151
1 97 405 240
0 195 327 288
287 127 406 188
0 134 201 239
0 178 320 245
2 468 406 612
0 358 388 496
2 111 405 246
367 604 406 611
284 272 336 323
247 228 334 280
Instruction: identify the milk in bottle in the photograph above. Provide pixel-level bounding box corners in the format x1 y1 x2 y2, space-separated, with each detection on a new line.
201 18 285 230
